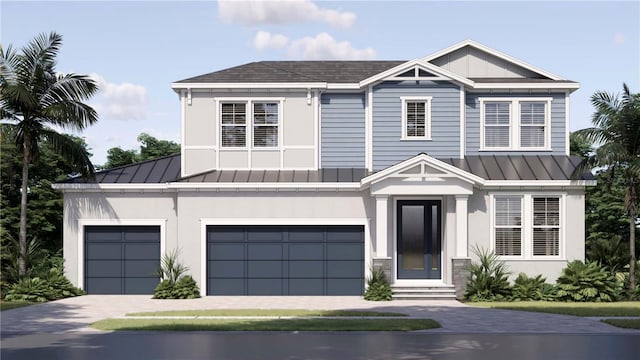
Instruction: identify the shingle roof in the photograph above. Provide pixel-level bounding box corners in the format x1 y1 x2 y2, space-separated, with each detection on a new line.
59 154 592 185
175 61 405 84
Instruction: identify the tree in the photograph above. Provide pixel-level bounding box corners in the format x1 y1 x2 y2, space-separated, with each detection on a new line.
575 83 640 298
103 132 180 168
570 131 593 160
0 32 98 276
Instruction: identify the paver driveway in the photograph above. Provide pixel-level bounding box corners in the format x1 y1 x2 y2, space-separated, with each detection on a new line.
1 295 636 334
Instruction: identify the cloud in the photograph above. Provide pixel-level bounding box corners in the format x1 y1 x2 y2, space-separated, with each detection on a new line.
219 0 356 29
289 32 375 60
613 32 627 45
89 73 147 120
254 30 289 51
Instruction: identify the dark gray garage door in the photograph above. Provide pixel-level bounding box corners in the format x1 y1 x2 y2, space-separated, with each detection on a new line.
207 226 364 295
85 226 160 294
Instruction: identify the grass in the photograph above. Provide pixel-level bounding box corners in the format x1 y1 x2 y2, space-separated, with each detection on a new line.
471 301 640 317
91 318 440 332
0 301 35 311
602 319 640 329
127 309 407 317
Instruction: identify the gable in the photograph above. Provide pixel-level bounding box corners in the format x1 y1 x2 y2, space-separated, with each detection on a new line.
429 45 546 79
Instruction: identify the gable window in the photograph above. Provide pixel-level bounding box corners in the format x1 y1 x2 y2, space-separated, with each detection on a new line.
492 194 563 259
493 195 522 256
221 103 247 147
401 96 432 140
480 98 551 150
253 102 279 147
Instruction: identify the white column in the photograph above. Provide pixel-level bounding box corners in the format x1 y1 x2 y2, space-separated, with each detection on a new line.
375 195 389 257
455 195 469 257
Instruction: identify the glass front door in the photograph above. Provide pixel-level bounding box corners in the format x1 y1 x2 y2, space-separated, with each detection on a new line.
397 200 441 279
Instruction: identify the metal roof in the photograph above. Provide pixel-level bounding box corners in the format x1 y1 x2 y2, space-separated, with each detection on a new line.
59 154 592 184
175 61 405 84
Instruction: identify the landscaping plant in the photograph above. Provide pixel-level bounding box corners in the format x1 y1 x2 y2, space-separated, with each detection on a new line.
464 246 512 301
153 249 200 299
556 260 620 302
364 267 392 301
510 273 556 301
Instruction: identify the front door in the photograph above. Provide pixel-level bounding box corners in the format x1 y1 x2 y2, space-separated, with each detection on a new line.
397 200 441 279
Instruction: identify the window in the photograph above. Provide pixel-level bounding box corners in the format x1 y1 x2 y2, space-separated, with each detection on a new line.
220 100 281 148
493 196 522 256
401 97 432 140
481 98 551 150
492 194 563 258
253 102 279 147
532 197 560 256
221 103 246 147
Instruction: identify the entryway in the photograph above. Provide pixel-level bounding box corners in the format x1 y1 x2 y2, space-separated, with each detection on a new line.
396 200 442 280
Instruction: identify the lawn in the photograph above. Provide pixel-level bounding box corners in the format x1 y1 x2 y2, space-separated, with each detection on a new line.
471 301 640 317
602 319 640 329
91 318 440 332
127 309 406 317
0 301 35 311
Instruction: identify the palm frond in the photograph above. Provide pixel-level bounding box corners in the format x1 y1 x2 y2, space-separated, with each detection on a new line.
41 128 95 178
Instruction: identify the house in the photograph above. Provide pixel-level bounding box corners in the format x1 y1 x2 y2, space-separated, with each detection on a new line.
54 40 594 299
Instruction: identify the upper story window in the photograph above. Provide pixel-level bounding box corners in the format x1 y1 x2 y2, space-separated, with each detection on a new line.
220 100 280 148
492 194 563 259
401 96 432 140
480 97 551 151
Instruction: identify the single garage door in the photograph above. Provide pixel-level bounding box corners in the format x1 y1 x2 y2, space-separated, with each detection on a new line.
207 226 364 295
85 226 160 294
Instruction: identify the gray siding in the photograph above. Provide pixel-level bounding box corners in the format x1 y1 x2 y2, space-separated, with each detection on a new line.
372 81 461 170
321 93 366 168
466 92 566 155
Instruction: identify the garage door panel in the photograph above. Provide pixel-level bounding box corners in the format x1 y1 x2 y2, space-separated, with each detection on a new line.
124 229 160 242
125 278 159 294
289 244 323 260
124 260 158 277
86 278 122 294
289 279 324 295
289 261 323 278
248 279 282 295
209 229 245 242
210 260 245 278
327 228 363 242
86 244 121 260
327 244 363 260
210 279 244 295
247 229 284 242
125 244 160 259
327 261 363 278
209 244 245 260
248 244 282 260
327 279 363 295
287 229 324 242
85 231 122 242
248 261 282 278
87 260 122 277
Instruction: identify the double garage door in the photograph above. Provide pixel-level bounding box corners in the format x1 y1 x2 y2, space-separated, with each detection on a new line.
84 226 160 294
207 226 364 295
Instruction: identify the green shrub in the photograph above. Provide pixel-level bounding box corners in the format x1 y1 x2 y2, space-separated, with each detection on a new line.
153 250 200 299
4 277 50 302
155 249 189 286
364 267 392 301
511 273 556 301
171 275 200 299
153 280 174 299
556 261 620 302
44 267 84 299
465 246 512 302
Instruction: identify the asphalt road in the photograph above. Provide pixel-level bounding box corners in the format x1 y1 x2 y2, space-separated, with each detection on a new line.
2 332 639 360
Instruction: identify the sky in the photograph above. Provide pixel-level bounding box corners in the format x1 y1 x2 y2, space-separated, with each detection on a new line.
2 0 639 165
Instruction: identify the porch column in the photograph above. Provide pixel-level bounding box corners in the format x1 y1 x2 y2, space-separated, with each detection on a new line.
375 195 389 257
455 195 469 257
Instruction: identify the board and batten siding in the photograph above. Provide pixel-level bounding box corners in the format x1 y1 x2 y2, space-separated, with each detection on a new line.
372 81 461 171
320 93 366 168
465 92 566 155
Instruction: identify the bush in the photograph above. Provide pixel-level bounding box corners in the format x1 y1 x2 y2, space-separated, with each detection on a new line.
153 280 175 299
364 267 392 301
155 249 188 285
556 260 620 302
4 268 84 302
153 249 200 299
510 273 556 301
465 246 512 302
172 276 200 299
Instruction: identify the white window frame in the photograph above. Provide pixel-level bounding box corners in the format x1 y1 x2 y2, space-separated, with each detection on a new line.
251 102 280 149
401 96 432 140
220 102 248 149
218 98 284 150
490 193 565 260
491 194 524 259
531 196 562 258
480 97 552 151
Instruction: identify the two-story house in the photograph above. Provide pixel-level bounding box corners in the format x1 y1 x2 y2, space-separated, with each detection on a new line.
55 40 594 299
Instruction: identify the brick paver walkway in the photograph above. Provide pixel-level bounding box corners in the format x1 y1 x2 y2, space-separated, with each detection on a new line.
1 295 637 334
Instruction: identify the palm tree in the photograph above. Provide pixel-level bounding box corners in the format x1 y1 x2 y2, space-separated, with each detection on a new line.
0 32 98 277
576 83 640 299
